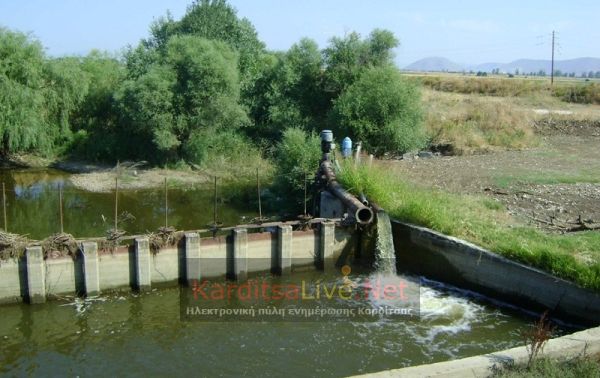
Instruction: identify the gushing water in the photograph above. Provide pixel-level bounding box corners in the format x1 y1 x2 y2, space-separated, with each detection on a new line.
374 210 397 274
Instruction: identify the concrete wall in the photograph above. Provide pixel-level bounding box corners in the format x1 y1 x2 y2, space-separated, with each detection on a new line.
0 221 355 305
353 325 600 378
392 220 600 326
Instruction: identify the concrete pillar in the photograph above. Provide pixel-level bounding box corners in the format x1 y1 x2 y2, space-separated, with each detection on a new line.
277 225 292 275
185 232 201 284
233 228 248 281
81 242 100 296
26 246 45 304
135 238 151 291
320 222 336 271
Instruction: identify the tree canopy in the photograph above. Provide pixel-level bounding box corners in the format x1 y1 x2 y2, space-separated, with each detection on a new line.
0 0 424 167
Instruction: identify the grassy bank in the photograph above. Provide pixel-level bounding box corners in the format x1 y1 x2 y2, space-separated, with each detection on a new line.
338 163 600 291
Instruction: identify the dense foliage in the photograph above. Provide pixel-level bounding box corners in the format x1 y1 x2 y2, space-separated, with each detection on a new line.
330 66 425 155
0 0 424 168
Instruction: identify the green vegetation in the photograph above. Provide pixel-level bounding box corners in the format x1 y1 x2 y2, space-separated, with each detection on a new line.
273 128 321 204
338 163 600 291
0 0 425 172
492 357 600 378
494 169 600 188
0 28 88 156
331 66 425 155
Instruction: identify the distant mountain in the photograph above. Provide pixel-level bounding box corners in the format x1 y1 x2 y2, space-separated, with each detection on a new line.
404 57 600 75
404 57 464 72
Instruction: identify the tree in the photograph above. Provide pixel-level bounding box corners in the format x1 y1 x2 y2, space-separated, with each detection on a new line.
246 39 328 141
330 66 424 156
115 36 248 163
274 127 321 202
151 0 265 93
323 29 399 99
0 28 88 156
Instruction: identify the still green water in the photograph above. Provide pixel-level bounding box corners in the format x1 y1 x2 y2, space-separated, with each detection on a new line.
0 271 566 377
0 168 258 239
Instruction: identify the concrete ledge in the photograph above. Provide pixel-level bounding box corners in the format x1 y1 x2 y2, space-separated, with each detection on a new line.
185 232 201 284
233 228 248 281
135 238 152 291
277 225 292 275
26 246 45 304
320 222 335 271
0 221 355 305
81 242 100 296
350 326 600 378
392 220 600 326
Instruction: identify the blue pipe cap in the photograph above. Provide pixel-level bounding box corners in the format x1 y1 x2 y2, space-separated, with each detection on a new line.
342 137 352 149
320 130 333 143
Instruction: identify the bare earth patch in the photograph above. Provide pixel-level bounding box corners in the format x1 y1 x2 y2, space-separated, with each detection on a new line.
381 123 600 232
69 168 210 192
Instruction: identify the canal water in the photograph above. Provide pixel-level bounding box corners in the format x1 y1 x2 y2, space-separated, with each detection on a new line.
0 168 258 240
0 271 561 377
0 168 570 376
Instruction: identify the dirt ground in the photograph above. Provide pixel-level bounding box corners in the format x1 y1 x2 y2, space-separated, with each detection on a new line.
381 120 600 232
64 163 210 192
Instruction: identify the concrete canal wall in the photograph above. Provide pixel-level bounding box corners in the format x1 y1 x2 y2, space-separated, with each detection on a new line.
392 220 600 327
353 325 600 378
0 221 355 304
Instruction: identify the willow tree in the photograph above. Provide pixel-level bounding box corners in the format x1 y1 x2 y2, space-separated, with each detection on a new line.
116 36 248 163
0 28 88 156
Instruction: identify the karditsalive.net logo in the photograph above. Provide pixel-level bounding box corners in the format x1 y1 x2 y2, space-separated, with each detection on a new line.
180 264 420 322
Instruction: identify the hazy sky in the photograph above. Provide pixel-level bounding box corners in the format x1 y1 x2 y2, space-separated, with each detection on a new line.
1 0 598 66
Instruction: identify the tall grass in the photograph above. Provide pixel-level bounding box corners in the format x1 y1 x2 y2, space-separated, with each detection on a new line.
410 74 600 105
338 163 600 291
423 90 537 154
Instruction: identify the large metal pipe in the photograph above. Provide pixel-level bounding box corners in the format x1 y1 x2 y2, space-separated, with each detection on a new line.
320 160 374 225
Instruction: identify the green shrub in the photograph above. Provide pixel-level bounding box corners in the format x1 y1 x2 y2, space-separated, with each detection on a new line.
330 66 425 156
183 130 269 179
273 128 321 204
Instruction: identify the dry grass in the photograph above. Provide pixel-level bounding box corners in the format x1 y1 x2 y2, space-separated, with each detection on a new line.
147 226 183 254
41 233 79 259
0 231 29 260
409 73 600 105
423 90 537 154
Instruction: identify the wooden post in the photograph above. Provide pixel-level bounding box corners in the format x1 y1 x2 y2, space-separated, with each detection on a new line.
213 176 217 227
303 172 308 217
354 142 362 167
164 177 168 228
2 182 6 232
59 185 64 234
257 168 262 220
114 177 118 230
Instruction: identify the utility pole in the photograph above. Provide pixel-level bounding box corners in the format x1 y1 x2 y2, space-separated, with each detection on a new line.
551 30 555 85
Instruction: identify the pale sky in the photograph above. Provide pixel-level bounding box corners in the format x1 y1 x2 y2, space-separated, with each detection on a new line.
1 0 598 66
